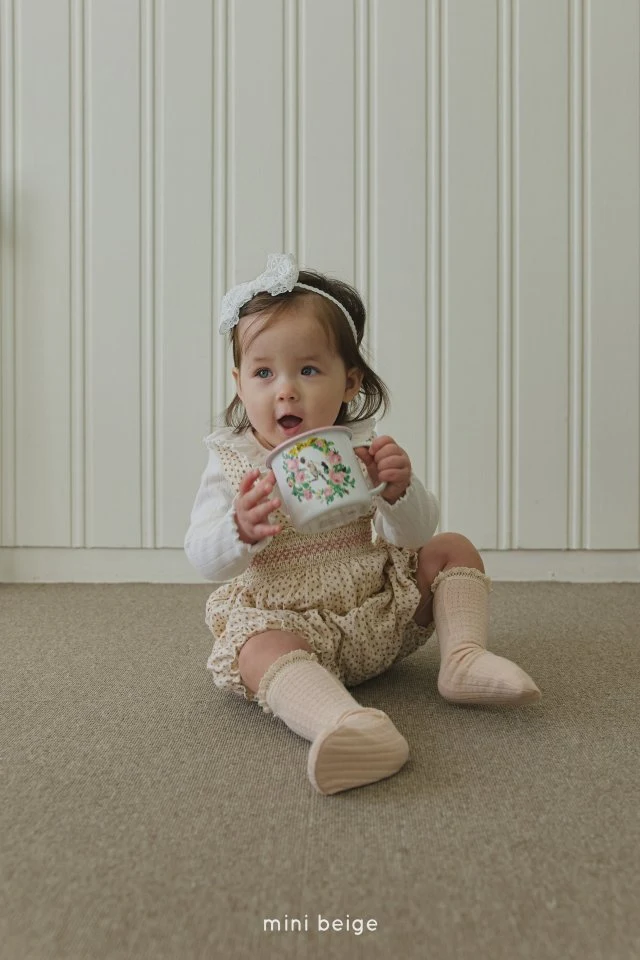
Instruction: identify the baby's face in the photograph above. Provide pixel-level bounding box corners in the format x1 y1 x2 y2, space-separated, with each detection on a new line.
232 306 362 450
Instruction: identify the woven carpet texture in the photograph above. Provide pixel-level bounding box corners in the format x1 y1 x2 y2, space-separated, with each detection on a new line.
1 582 638 960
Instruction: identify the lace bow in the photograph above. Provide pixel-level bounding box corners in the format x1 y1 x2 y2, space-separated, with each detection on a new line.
219 253 298 333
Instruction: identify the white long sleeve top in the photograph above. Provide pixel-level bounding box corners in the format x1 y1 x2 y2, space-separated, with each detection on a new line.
184 417 440 583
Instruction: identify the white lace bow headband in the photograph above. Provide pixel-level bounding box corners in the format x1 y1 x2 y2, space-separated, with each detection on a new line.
218 253 358 342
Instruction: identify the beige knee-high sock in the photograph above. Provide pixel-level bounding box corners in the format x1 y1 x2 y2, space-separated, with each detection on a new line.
432 566 541 705
255 650 363 740
255 650 409 795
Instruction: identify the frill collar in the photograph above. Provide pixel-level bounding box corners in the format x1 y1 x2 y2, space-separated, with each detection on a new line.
203 417 379 463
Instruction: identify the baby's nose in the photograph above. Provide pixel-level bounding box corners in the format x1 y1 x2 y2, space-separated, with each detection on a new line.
277 383 298 399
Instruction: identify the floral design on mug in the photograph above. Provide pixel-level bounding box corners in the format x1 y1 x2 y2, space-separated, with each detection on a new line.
282 437 355 503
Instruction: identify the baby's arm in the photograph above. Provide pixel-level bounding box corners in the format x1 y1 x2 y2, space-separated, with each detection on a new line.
184 447 273 582
372 475 440 549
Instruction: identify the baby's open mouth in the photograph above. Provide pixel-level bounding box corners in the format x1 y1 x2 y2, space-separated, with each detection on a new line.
278 416 303 428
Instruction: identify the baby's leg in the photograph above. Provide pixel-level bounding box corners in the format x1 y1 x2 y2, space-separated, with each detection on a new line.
238 630 314 697
416 535 541 705
238 630 409 795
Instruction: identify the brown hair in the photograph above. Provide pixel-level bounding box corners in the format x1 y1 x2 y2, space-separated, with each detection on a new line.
217 268 391 434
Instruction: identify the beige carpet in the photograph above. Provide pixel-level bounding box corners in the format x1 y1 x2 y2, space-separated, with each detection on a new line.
1 581 639 960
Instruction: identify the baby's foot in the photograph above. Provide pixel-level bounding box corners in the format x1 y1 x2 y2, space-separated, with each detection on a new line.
307 708 409 795
438 645 541 706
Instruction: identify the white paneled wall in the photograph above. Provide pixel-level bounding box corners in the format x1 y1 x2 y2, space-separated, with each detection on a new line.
0 0 638 582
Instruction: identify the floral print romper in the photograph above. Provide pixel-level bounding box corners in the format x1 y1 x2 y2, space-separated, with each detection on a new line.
204 428 436 707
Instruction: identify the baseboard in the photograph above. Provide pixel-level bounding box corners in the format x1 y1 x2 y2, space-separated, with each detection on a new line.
0 548 639 583
481 550 640 583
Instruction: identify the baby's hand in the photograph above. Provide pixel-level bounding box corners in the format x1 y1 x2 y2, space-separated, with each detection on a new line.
354 436 412 504
235 468 283 545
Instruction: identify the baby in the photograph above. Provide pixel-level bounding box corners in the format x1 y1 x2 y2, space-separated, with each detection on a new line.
185 254 540 796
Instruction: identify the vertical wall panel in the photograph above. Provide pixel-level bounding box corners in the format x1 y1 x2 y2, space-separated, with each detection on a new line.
299 0 355 280
514 0 570 547
354 0 370 314
140 0 155 548
212 0 231 422
442 0 498 545
585 0 640 547
85 0 141 546
283 0 297 255
426 0 442 505
497 0 513 549
228 0 284 283
1 0 639 565
70 0 86 547
369 0 427 479
156 0 213 547
568 0 584 550
0 0 17 544
14 0 71 545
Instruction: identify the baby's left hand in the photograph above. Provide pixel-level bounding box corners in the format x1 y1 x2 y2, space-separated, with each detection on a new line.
354 436 412 505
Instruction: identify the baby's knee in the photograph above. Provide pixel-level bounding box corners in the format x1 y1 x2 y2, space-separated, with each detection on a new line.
240 629 312 663
238 630 313 694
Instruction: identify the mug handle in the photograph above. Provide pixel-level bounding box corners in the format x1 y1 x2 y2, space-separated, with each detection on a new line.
353 441 387 498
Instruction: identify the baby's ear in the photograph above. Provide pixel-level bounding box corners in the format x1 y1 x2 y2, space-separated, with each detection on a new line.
345 366 364 398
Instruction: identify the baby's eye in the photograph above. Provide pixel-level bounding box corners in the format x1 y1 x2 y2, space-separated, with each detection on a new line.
301 366 319 376
254 368 271 379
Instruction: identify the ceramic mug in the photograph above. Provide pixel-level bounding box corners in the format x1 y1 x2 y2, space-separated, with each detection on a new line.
264 425 387 535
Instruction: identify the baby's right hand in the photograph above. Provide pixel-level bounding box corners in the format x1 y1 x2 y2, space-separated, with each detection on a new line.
235 468 283 545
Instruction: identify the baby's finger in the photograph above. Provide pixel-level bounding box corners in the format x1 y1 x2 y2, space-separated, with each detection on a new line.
254 496 281 519
354 446 373 463
239 468 261 493
242 498 279 535
375 454 409 472
244 474 276 508
256 521 282 537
